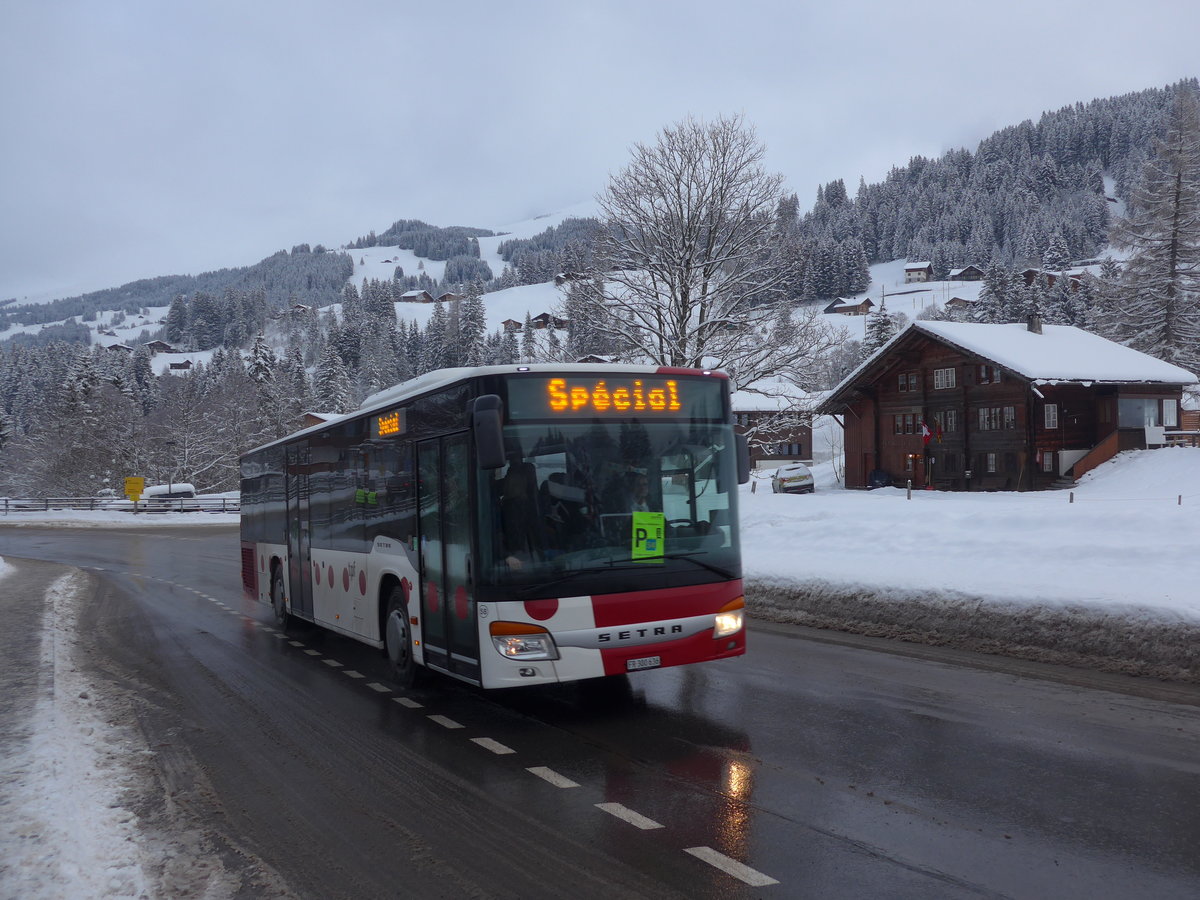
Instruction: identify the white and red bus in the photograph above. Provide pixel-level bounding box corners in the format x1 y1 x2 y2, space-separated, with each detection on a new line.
240 364 749 689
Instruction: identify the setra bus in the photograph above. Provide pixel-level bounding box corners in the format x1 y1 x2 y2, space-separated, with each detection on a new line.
239 363 750 689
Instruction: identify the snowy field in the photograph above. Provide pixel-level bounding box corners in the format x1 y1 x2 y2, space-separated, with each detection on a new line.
741 447 1200 623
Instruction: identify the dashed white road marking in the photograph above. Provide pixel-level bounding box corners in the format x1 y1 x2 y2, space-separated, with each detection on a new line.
322 659 343 667
526 767 580 789
393 697 423 709
366 682 391 693
303 649 321 657
289 641 305 647
343 670 365 679
595 803 664 830
427 715 463 730
271 633 287 640
471 737 515 755
683 847 778 887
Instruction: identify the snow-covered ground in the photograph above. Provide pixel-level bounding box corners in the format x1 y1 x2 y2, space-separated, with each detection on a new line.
742 447 1200 623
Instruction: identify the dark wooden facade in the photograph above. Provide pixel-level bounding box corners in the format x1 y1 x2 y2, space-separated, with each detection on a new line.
821 326 1192 491
733 411 813 467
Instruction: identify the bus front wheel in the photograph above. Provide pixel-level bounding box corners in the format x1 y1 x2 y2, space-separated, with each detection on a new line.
270 567 290 630
384 586 422 688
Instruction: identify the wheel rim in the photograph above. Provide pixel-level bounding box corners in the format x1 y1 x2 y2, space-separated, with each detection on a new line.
386 608 411 669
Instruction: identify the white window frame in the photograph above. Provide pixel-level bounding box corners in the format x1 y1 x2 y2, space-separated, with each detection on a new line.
1164 399 1178 428
986 452 997 473
933 367 956 390
1042 451 1056 473
1044 403 1058 429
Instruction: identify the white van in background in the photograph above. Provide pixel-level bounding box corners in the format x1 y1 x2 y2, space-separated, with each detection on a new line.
140 483 200 511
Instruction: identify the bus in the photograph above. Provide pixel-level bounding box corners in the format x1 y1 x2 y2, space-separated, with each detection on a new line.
239 364 750 689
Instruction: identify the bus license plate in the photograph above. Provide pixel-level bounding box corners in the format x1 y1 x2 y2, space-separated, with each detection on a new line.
626 655 661 672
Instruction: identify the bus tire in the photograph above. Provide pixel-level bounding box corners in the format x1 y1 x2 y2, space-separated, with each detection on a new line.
270 566 291 630
384 585 422 688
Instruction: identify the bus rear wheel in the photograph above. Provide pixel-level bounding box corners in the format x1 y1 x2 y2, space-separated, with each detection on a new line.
384 586 422 688
270 568 291 630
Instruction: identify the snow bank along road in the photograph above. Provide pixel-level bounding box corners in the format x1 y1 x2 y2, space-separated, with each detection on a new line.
741 448 1200 683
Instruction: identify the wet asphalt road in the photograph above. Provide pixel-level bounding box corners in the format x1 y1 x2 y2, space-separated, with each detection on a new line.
3 523 1200 899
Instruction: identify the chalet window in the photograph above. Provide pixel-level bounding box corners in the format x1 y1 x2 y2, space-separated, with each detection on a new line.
978 407 1009 431
1118 397 1158 428
933 367 956 390
944 409 958 433
898 374 906 391
942 452 958 471
975 365 1002 384
904 413 915 434
1164 399 1178 428
985 452 997 473
898 372 918 392
1044 403 1059 429
894 415 904 434
1042 451 1056 473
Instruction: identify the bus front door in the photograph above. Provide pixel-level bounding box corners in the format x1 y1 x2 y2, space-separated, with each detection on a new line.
416 434 479 683
285 442 314 618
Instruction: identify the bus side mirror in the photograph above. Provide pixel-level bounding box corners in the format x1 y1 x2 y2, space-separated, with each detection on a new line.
736 433 751 485
472 395 506 470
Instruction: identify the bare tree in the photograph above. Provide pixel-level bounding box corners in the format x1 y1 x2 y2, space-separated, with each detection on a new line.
587 114 842 389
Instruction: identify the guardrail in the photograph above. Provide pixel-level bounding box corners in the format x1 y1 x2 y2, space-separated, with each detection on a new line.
1 497 240 515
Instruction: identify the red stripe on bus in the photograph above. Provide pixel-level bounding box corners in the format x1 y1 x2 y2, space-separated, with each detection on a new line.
591 580 743 628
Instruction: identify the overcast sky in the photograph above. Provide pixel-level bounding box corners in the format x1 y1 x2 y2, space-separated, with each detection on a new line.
2 0 1197 303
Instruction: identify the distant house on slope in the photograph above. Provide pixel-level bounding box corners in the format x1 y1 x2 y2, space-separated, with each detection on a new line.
823 298 876 316
400 289 434 304
142 340 175 355
948 265 985 281
904 261 933 283
818 318 1198 492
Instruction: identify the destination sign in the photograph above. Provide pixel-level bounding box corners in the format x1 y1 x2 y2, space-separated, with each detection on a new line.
506 375 725 420
374 409 406 438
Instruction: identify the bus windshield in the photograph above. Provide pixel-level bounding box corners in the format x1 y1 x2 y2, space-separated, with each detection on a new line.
479 419 740 593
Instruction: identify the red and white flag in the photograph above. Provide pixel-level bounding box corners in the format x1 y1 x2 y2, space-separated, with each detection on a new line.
921 421 932 444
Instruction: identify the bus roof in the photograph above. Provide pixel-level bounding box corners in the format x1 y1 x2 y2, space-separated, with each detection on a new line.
242 363 727 458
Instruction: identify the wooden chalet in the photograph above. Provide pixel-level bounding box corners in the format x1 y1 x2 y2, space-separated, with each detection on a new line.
904 262 933 283
501 318 523 333
142 340 175 354
948 265 985 281
731 380 815 468
944 296 974 312
530 312 569 330
819 318 1198 491
823 298 876 316
400 289 434 303
436 291 463 304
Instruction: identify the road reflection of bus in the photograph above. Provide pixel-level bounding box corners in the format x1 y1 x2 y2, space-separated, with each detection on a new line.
240 364 751 690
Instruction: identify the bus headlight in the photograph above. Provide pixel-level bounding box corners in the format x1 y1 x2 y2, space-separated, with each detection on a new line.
490 621 560 660
713 597 746 638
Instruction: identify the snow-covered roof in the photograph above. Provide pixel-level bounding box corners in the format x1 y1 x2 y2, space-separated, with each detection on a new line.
824 321 1198 407
731 377 819 413
905 261 932 269
916 321 1198 385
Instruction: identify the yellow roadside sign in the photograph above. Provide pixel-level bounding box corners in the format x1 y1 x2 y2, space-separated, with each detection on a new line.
125 477 145 501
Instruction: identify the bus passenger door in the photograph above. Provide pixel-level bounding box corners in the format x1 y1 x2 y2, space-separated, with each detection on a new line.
285 442 314 618
416 434 479 682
